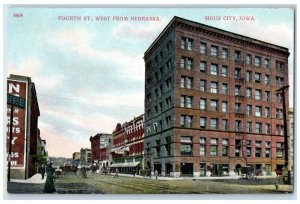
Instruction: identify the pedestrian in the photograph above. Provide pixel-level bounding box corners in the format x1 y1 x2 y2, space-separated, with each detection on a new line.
40 164 46 180
114 168 119 178
132 169 136 177
154 170 158 180
44 162 56 193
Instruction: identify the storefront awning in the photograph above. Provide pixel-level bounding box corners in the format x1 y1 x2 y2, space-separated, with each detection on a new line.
110 162 140 168
110 146 130 154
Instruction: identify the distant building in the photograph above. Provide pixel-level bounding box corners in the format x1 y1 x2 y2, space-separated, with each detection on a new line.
7 74 41 179
144 16 290 177
72 152 81 167
80 148 91 165
288 108 294 172
110 114 144 174
90 133 113 168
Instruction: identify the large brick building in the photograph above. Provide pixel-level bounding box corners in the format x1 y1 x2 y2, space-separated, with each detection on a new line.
144 17 290 177
110 114 144 174
7 74 42 179
90 133 113 169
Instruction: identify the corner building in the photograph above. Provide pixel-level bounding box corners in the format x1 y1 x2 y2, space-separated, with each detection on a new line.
144 17 290 177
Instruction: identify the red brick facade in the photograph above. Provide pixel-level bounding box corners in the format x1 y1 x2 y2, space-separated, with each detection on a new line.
144 17 290 177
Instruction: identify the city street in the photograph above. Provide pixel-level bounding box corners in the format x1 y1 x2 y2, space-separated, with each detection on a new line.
53 172 293 194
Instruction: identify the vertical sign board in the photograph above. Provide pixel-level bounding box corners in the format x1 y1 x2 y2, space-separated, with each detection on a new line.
7 80 28 169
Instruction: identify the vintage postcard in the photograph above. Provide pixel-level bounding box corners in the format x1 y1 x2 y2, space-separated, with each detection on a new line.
3 5 295 198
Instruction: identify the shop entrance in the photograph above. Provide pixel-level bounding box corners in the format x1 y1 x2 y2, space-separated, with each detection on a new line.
181 163 193 176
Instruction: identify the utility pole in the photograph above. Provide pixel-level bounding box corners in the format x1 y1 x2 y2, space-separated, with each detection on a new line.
276 85 291 185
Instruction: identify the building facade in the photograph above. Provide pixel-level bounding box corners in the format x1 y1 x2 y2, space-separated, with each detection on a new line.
144 17 290 177
72 152 81 167
7 74 41 179
288 108 294 172
80 148 91 165
110 114 144 174
90 133 113 168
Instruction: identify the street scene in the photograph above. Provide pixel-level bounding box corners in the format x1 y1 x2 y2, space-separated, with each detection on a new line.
4 7 295 197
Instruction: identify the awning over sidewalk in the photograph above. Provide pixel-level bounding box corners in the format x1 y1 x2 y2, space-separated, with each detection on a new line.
110 146 130 154
110 162 140 168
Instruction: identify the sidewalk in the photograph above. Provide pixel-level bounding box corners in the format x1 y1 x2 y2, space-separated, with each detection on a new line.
7 173 46 194
10 173 47 184
108 172 277 181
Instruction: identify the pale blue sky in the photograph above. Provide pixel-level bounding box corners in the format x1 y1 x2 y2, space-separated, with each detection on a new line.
4 7 294 157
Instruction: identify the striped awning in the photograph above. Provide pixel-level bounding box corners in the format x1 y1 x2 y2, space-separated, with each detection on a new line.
110 162 140 168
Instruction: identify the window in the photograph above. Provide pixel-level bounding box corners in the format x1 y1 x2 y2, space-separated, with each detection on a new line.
181 76 193 89
265 75 270 85
246 122 252 133
222 139 229 156
187 116 193 128
255 73 262 83
221 83 228 95
265 91 271 102
165 77 172 90
222 48 229 59
255 148 262 157
222 119 228 130
265 107 271 118
166 58 172 71
235 50 241 61
210 100 218 111
276 125 284 135
246 88 252 98
265 58 270 69
200 42 207 54
165 116 171 128
211 45 218 57
246 147 252 157
235 139 241 157
265 123 271 134
246 71 252 81
200 61 207 73
165 96 171 108
211 82 218 93
255 56 261 67
147 109 151 117
234 68 241 79
181 37 194 51
235 120 242 132
211 64 218 75
255 123 262 134
276 142 284 158
276 61 284 72
180 137 192 156
246 105 252 116
210 118 218 129
200 98 206 110
255 106 262 117
186 96 193 108
235 103 242 113
246 54 252 64
180 115 193 128
235 85 241 96
156 139 161 157
276 77 284 86
255 89 262 100
200 137 206 156
181 57 194 70
210 138 218 156
221 66 228 77
276 93 283 103
181 95 193 108
147 93 152 102
276 109 283 119
265 148 271 158
200 117 206 129
222 101 228 112
200 80 206 91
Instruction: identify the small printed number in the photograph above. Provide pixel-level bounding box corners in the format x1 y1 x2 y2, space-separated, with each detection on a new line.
13 13 23 18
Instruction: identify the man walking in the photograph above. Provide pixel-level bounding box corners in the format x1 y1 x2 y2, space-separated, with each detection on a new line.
114 168 119 178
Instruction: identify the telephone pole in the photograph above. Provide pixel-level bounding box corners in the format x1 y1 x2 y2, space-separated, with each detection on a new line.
276 85 291 184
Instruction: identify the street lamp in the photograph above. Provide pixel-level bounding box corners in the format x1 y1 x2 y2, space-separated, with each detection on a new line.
276 85 291 184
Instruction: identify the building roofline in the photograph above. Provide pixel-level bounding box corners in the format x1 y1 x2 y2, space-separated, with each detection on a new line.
144 16 289 57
